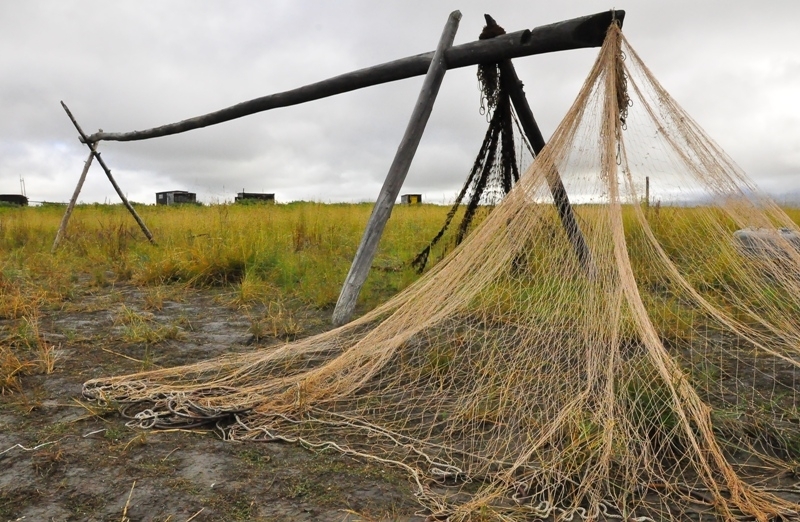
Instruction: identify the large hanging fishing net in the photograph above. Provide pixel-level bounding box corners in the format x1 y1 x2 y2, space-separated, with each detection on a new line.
84 24 800 521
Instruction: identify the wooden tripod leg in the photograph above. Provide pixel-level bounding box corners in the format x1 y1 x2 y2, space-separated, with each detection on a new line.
61 101 155 244
331 11 462 326
499 57 596 278
52 145 95 253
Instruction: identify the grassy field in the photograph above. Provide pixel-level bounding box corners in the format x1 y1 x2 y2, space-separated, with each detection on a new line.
0 202 455 393
1 201 450 305
1 201 799 520
2 200 799 392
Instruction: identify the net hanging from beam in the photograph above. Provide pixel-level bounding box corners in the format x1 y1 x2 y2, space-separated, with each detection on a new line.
84 24 800 521
413 17 529 273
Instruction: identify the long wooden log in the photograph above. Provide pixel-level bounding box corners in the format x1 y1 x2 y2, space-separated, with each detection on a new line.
81 10 624 144
331 11 462 327
52 145 95 253
61 102 155 244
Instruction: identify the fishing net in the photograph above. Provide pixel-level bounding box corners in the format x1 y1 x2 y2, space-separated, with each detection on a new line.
84 24 800 521
413 15 526 273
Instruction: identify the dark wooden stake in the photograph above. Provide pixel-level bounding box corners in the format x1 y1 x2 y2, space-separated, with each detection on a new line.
493 26 596 277
331 11 462 327
61 102 155 244
52 145 95 253
81 10 623 145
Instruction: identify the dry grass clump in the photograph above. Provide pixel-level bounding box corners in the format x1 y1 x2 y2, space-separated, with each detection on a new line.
113 304 184 345
0 304 59 394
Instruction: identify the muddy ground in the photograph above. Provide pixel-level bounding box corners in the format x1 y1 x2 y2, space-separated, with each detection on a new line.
0 281 422 522
4 277 800 521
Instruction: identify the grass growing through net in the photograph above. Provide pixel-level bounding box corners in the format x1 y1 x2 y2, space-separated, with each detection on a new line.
2 201 798 375
2 199 799 462
3 198 800 520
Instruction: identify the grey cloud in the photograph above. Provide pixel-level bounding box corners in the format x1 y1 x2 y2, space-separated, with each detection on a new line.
1 1 799 204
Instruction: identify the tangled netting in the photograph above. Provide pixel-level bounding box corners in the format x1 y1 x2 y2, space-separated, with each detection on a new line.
84 25 800 521
412 16 524 273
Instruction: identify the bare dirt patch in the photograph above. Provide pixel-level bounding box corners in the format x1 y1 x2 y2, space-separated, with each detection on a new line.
0 281 421 521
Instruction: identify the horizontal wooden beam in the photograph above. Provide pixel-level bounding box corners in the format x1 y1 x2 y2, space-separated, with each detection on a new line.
81 10 624 144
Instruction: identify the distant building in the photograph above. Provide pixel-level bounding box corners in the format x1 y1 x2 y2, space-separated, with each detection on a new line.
0 194 28 206
235 192 275 203
156 191 196 205
401 194 422 205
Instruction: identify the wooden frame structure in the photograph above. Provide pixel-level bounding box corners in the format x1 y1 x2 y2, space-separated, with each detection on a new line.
53 103 154 252
58 9 625 324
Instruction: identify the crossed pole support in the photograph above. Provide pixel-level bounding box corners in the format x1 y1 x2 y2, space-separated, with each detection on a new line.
53 102 154 252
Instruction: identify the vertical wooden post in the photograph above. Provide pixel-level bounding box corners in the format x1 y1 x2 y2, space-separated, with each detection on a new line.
61 102 155 244
332 11 462 326
52 145 96 253
645 176 650 210
498 57 596 277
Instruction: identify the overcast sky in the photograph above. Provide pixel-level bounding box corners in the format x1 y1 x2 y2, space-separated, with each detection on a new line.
1 1 798 205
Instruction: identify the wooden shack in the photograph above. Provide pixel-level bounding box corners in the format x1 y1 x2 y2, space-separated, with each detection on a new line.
235 192 275 203
401 194 422 204
0 194 29 206
156 191 196 205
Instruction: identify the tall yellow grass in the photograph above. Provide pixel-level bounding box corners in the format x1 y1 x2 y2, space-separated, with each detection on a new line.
2 202 798 309
0 202 452 309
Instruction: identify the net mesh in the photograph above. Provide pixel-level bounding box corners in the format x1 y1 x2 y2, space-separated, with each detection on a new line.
412 33 525 274
84 25 800 521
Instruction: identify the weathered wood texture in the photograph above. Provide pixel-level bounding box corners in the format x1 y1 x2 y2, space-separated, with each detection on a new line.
61 102 155 244
52 146 95 252
331 11 462 327
82 10 624 144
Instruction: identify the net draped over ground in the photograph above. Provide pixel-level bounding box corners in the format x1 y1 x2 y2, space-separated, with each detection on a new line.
84 25 800 521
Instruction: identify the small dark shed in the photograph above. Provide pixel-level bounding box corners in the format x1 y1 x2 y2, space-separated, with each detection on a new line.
401 194 422 204
0 194 28 206
156 191 196 205
235 192 275 203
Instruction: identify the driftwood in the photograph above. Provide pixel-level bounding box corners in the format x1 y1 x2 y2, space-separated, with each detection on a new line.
81 10 624 144
60 102 155 244
331 11 462 326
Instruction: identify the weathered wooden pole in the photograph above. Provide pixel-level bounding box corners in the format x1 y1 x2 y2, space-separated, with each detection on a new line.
52 144 96 253
80 10 623 145
331 11 462 326
498 57 596 277
61 102 155 244
474 14 595 277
